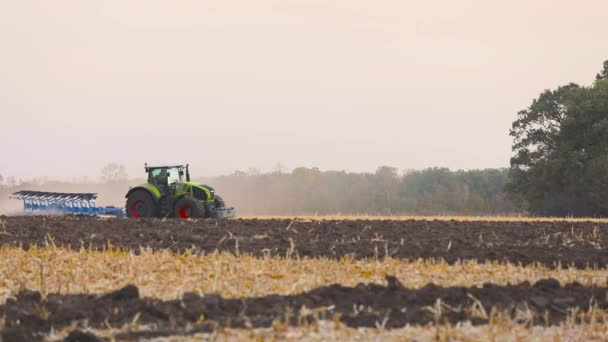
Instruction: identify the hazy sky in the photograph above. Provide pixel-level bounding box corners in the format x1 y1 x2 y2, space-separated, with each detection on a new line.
1 1 607 179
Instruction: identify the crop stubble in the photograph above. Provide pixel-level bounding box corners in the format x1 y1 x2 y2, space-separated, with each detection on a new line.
1 216 607 267
1 216 607 340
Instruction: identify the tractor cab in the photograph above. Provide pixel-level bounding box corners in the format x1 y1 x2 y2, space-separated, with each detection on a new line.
146 164 190 194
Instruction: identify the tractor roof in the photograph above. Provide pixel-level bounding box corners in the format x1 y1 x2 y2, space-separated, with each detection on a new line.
146 165 186 169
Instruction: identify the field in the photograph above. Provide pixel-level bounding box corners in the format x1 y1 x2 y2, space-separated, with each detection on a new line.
0 216 607 340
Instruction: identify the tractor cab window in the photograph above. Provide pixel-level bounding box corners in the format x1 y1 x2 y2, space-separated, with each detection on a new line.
149 169 168 186
166 167 182 184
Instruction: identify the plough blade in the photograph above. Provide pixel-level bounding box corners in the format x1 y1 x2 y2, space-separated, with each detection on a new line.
9 190 124 217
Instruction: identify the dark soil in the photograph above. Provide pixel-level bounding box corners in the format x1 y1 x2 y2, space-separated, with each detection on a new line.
1 277 606 340
1 216 608 268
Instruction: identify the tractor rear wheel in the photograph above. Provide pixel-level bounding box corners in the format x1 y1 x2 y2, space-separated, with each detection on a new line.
126 191 157 218
174 197 206 219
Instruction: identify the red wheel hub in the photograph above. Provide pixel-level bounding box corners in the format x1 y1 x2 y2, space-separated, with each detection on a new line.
129 200 144 218
178 204 192 219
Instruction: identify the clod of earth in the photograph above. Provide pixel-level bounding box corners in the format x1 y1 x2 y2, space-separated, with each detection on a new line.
1 277 606 339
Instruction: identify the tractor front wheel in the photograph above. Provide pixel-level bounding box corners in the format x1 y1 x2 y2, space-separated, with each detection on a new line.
214 195 226 208
174 197 206 219
126 191 157 218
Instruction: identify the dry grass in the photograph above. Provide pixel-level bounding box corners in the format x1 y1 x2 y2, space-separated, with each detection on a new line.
2 246 608 341
0 246 606 304
240 214 608 223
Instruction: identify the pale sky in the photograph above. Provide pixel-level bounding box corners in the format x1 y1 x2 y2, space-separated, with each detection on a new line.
1 1 607 179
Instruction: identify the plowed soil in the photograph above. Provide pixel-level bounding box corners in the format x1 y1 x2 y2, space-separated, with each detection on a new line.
1 216 607 268
1 277 606 340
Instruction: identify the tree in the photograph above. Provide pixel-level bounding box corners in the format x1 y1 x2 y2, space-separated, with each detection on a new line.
272 162 288 175
596 60 608 81
509 60 608 216
100 163 129 183
6 176 17 187
375 166 399 214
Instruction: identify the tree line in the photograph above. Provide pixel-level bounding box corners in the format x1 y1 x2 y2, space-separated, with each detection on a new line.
200 167 520 216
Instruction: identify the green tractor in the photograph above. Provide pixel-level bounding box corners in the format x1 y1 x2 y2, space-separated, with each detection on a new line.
125 164 235 219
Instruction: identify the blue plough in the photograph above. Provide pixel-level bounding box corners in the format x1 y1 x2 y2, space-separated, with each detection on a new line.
9 191 124 217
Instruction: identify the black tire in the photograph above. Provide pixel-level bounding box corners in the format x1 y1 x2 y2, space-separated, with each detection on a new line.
214 195 226 208
126 190 158 218
174 197 206 219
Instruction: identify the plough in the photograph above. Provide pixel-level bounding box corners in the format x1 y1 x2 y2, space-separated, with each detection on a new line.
9 191 124 217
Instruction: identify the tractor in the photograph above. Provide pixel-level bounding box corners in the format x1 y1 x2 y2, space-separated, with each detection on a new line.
125 164 235 219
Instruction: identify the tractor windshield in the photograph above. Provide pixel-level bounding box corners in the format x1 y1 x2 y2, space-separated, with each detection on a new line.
149 167 184 185
166 167 183 184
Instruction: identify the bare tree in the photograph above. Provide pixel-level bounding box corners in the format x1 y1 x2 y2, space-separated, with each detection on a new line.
100 163 128 183
272 162 288 175
7 176 16 188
